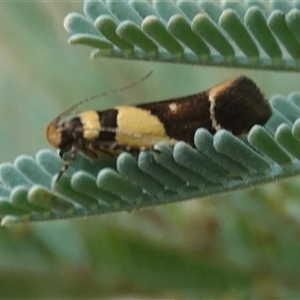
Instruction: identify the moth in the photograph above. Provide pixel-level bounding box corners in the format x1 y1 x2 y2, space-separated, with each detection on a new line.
46 73 272 179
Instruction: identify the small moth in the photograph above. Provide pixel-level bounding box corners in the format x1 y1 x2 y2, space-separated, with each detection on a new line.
46 74 272 179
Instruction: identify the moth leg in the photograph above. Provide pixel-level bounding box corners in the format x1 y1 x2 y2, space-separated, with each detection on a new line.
90 141 152 156
109 144 156 156
56 148 78 181
84 141 119 159
59 150 64 158
152 148 161 154
84 140 159 159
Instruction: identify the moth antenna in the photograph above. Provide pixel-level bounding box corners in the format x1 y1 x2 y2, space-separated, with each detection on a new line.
73 126 144 139
100 127 144 139
49 70 153 128
82 127 176 145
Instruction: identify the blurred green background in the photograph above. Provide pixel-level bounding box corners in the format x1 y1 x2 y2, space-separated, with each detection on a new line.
1 1 300 299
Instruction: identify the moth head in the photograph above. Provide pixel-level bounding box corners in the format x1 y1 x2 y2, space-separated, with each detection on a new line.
46 119 75 151
46 121 62 149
